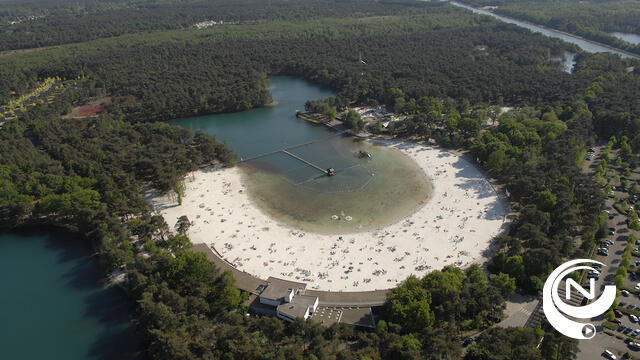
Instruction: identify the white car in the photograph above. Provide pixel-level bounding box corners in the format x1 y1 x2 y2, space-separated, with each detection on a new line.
603 350 616 359
635 283 640 290
631 314 638 322
622 290 631 297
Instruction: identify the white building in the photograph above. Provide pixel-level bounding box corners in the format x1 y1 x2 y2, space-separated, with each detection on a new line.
252 277 319 322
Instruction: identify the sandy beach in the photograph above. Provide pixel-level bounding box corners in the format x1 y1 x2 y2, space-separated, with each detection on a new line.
148 140 508 291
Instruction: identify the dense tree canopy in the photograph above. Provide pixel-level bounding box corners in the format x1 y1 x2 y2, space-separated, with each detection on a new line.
1 0 640 358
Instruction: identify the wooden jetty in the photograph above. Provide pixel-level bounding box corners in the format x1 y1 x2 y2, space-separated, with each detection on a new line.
281 150 328 174
239 129 351 176
239 112 352 175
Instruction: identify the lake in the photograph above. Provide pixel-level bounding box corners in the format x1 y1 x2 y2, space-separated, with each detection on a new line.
611 32 640 46
173 76 431 233
0 230 140 360
550 51 576 73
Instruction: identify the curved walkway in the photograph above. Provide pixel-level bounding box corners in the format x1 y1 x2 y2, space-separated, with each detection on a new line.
192 243 389 306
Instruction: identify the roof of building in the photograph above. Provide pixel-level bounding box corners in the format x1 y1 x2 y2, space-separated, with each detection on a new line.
293 294 317 307
266 277 307 291
248 296 278 316
310 306 342 326
277 294 317 319
260 277 307 301
278 296 315 319
310 306 375 328
339 307 376 328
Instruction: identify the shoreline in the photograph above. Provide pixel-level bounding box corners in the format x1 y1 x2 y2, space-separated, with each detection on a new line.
148 138 509 292
237 141 435 235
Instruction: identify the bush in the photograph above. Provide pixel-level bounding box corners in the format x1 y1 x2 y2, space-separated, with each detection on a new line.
603 320 618 330
606 310 615 321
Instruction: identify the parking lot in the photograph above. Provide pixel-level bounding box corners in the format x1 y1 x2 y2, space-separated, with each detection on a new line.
578 145 640 359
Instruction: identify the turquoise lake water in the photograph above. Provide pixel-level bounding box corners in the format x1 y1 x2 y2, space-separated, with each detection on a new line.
173 76 431 233
0 230 140 360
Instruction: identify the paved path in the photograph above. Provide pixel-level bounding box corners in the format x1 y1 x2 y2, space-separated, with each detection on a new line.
496 293 539 328
193 243 389 306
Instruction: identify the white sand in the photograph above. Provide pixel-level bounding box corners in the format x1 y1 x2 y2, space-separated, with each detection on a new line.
148 140 508 291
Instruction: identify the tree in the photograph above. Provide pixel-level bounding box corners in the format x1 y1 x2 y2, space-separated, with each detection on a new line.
537 190 557 213
175 215 191 235
605 309 615 321
465 327 543 360
460 117 481 138
165 251 215 295
211 284 244 312
166 234 191 255
387 275 435 333
486 149 506 174
344 109 364 132
490 273 516 297
628 209 640 231
503 255 526 282
539 329 579 360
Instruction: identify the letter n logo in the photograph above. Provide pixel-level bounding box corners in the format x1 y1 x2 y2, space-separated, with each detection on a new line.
566 278 596 300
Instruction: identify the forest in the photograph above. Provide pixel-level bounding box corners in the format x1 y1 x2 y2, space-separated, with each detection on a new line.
1 0 640 359
0 4 590 122
0 0 438 51
458 0 640 55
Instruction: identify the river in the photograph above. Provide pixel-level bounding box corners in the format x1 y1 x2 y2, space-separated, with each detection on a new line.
0 230 140 360
448 1 639 60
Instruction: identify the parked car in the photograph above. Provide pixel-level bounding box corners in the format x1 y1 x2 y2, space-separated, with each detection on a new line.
632 329 640 337
618 324 627 331
629 342 640 350
615 309 623 317
630 314 638 322
625 327 634 334
613 318 622 325
603 349 617 359
622 290 631 297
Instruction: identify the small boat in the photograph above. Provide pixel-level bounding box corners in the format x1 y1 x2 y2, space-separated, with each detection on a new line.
296 111 323 124
327 168 335 176
358 150 372 159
